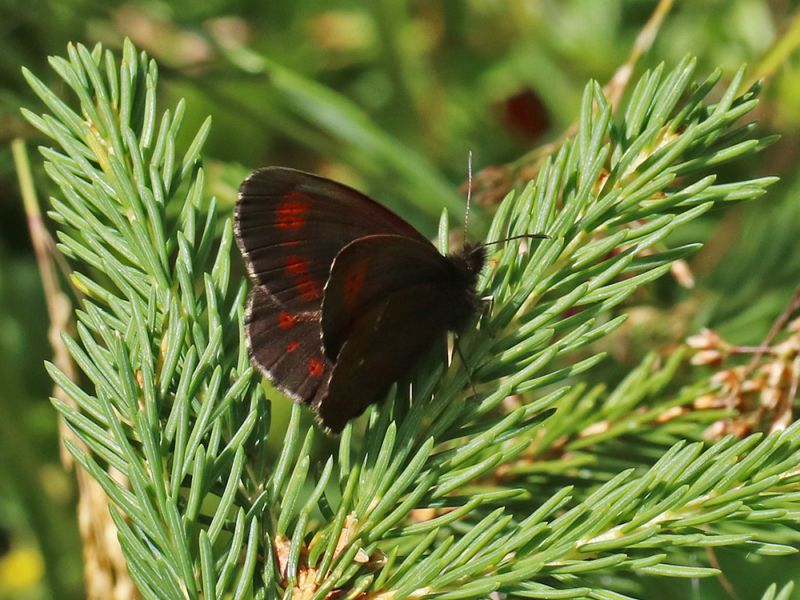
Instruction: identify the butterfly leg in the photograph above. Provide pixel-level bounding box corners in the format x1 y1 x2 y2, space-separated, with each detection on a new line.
480 294 495 316
477 294 504 340
454 336 479 399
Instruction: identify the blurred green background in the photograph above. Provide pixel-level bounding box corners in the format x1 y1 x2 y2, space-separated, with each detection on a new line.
2 0 800 598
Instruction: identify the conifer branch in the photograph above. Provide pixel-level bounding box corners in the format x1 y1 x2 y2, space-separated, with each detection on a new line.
22 41 799 599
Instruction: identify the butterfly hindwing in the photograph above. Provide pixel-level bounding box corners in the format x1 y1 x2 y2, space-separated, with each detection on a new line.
321 234 456 360
317 282 456 432
317 235 475 431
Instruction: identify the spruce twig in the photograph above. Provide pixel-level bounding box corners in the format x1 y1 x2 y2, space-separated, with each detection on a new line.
21 40 800 599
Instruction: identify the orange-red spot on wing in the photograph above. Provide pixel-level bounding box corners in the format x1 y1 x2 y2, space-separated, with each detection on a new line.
286 340 300 352
344 260 368 306
297 276 322 301
307 357 324 377
285 255 309 276
275 192 310 230
278 311 298 329
281 251 320 302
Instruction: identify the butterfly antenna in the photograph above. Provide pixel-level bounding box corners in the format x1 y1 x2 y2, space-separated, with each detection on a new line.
454 337 479 399
464 150 473 241
482 233 549 248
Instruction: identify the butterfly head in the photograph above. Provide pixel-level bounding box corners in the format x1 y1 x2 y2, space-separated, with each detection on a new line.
447 242 486 285
440 242 487 332
462 242 487 277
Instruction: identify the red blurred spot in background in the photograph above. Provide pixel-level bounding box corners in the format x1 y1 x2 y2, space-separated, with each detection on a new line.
497 88 550 141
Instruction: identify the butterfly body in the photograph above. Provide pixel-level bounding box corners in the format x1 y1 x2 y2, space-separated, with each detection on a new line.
235 167 485 432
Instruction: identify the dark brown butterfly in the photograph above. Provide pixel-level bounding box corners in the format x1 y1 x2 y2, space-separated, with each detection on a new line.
235 167 486 432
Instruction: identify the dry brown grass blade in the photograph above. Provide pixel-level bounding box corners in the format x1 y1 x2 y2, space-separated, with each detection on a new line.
12 138 139 600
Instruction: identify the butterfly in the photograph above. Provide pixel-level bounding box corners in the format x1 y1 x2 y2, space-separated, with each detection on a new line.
235 166 487 432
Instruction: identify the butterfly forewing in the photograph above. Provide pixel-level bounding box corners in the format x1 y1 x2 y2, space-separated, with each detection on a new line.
236 167 427 312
